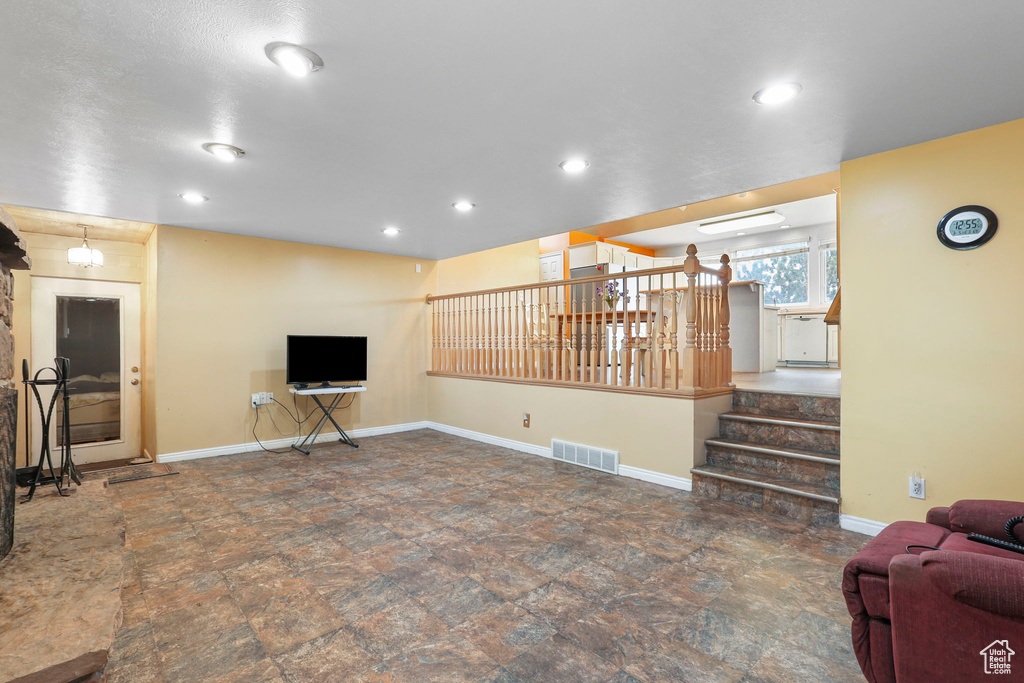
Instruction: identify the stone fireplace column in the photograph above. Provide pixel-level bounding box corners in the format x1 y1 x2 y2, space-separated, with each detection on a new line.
0 206 30 560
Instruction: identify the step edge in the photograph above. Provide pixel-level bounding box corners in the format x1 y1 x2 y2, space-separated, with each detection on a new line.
732 387 841 400
691 467 841 504
720 413 841 431
705 439 840 465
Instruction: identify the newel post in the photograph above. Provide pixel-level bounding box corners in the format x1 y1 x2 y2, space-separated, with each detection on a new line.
718 254 732 386
680 244 700 388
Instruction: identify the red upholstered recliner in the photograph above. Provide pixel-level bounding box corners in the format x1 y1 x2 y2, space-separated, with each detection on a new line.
843 500 1024 682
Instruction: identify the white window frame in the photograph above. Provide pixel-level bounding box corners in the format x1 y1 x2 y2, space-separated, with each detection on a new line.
819 239 838 307
731 240 812 308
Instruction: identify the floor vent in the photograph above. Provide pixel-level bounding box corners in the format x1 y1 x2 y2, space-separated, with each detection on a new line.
550 439 619 474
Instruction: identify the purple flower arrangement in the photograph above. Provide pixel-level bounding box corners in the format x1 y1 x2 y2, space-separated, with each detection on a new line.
596 282 631 308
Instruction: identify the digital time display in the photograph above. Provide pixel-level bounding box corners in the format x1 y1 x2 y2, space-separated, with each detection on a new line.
937 205 997 250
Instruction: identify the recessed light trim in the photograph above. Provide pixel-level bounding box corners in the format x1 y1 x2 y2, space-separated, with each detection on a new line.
178 192 209 204
381 226 401 237
265 42 324 78
559 159 589 174
452 201 475 212
202 142 245 163
752 82 802 106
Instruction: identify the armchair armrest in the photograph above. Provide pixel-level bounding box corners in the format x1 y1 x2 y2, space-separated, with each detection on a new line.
947 499 1024 539
893 550 1024 618
890 551 1024 682
925 506 950 529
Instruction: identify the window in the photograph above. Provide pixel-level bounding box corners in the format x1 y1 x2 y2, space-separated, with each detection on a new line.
733 242 809 306
821 241 839 303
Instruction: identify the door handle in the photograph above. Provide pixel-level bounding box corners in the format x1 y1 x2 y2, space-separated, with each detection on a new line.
131 379 140 386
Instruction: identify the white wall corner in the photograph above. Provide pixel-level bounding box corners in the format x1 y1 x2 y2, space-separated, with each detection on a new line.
840 514 888 537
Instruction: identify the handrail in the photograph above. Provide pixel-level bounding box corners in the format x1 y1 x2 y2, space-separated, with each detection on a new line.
426 244 733 396
824 286 841 325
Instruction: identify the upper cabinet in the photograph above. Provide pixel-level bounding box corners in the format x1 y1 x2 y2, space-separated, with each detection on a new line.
567 242 654 271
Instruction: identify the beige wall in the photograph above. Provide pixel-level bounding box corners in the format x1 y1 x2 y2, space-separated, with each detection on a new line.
151 225 437 456
840 117 1024 523
142 230 158 459
428 376 724 478
435 239 539 295
11 233 147 466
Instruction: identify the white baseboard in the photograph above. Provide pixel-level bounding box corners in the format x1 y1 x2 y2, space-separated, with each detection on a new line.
156 419 692 497
618 465 692 492
840 514 887 537
424 422 552 458
157 421 432 463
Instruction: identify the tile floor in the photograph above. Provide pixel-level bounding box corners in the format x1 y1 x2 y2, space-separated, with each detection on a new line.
107 430 868 682
733 369 841 398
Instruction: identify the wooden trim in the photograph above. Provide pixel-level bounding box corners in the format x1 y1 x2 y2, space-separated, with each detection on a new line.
426 371 735 399
824 287 841 325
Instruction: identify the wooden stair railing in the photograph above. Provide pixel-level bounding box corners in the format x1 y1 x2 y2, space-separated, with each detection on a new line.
426 244 734 397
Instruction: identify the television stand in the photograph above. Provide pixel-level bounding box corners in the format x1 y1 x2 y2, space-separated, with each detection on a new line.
289 385 366 454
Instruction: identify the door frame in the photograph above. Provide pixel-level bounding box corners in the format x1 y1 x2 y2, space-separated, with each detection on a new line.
29 276 142 464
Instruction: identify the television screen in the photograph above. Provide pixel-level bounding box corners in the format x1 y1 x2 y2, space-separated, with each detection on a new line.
286 335 367 385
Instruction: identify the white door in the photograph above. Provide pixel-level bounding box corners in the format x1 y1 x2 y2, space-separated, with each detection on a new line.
539 252 563 282
31 278 142 464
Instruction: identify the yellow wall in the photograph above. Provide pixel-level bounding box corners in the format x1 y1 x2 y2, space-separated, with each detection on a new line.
151 225 436 456
11 233 147 466
840 117 1024 523
142 230 158 459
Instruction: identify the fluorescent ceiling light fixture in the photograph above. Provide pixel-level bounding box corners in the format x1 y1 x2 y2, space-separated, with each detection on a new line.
752 82 802 105
381 226 401 237
265 42 324 78
698 210 785 235
67 225 103 267
452 201 475 212
178 191 208 204
779 224 792 229
202 142 245 163
559 159 589 174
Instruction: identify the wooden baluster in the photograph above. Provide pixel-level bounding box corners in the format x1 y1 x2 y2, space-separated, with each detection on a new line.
669 273 679 390
719 254 732 388
654 274 664 388
681 245 699 389
597 279 606 384
590 282 599 383
611 279 620 386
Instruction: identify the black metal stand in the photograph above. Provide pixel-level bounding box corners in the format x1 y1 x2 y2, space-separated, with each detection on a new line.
19 357 81 501
291 391 359 454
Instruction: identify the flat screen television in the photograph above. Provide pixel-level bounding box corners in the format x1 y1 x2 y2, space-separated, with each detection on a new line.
286 335 367 386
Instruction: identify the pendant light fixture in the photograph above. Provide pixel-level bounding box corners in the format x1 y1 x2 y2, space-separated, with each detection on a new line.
67 224 104 267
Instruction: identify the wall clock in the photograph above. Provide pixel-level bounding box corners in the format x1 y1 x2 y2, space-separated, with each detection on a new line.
937 205 997 250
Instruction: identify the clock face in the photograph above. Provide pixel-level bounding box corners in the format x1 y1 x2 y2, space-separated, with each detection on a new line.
937 205 997 250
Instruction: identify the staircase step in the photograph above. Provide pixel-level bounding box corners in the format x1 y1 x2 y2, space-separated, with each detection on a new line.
732 389 840 424
718 413 840 455
705 438 839 490
691 465 840 525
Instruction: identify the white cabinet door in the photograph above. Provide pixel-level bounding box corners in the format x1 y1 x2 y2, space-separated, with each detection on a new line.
634 255 653 270
539 252 563 282
781 314 828 363
568 243 598 269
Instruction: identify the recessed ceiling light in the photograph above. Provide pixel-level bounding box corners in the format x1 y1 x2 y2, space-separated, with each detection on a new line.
736 232 747 236
178 192 208 204
752 82 802 106
202 142 245 163
265 42 324 78
452 201 475 212
559 159 589 174
779 224 792 229
381 226 401 237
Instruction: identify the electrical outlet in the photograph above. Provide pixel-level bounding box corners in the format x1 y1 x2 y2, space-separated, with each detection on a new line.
266 392 274 404
251 393 260 409
909 474 926 499
522 412 530 428
415 263 422 273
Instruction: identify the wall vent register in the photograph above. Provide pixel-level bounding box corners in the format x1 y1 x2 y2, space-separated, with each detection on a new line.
551 439 619 475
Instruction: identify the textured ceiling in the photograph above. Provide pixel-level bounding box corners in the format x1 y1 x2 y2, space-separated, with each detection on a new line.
1 1 1023 260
